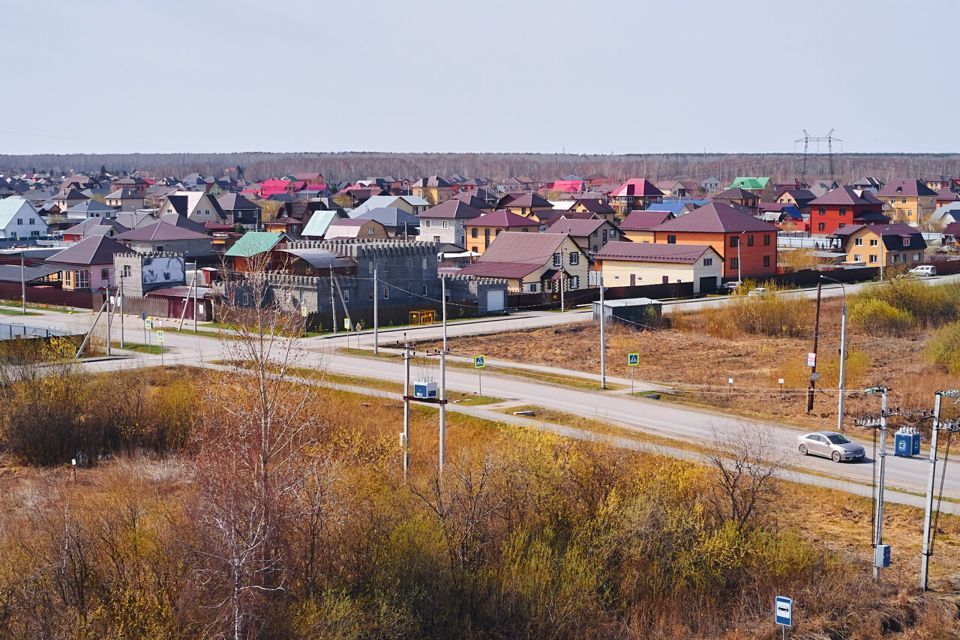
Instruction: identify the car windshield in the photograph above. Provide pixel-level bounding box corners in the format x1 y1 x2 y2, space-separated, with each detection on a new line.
826 434 850 444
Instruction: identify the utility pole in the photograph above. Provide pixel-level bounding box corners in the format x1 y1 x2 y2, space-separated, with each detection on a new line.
439 344 447 475
737 231 743 283
402 342 411 480
806 280 823 413
106 287 112 356
560 247 565 312
920 390 960 591
119 275 125 349
193 262 199 333
441 273 447 352
599 270 607 390
821 276 848 430
372 259 379 354
863 386 891 581
20 252 26 315
329 266 338 334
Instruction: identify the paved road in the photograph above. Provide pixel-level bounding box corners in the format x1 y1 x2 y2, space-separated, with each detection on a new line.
5 278 960 513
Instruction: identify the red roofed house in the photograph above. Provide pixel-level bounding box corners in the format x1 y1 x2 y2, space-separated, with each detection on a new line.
260 178 306 198
595 241 723 294
609 179 664 215
457 232 590 293
546 217 621 255
551 178 585 194
619 210 675 243
651 202 778 280
808 187 888 235
464 210 540 255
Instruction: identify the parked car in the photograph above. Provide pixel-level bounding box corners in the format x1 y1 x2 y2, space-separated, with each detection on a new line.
797 431 865 462
721 281 742 294
747 287 767 297
908 265 936 277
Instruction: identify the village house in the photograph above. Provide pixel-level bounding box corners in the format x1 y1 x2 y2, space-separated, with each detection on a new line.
727 176 772 198
301 210 350 239
651 202 778 280
619 209 675 243
61 218 129 242
224 231 288 272
52 188 90 212
410 176 454 205
419 200 484 247
464 210 540 255
46 235 126 291
775 189 817 212
546 218 620 255
348 194 430 217
457 232 590 294
712 187 759 211
608 178 664 214
353 207 420 238
497 192 553 220
831 223 926 269
216 192 262 229
700 176 722 194
595 241 723 294
807 187 888 235
324 218 389 240
0 197 48 240
105 188 145 211
64 199 117 221
158 191 227 225
117 219 214 258
877 179 938 226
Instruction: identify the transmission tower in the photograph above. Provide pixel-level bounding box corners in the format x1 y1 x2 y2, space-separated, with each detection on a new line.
794 129 843 182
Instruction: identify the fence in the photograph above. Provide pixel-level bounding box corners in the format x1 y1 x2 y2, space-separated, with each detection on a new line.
0 323 79 340
508 282 694 310
0 282 95 309
774 267 880 288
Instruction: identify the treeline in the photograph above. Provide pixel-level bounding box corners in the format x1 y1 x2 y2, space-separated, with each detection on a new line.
4 151 960 183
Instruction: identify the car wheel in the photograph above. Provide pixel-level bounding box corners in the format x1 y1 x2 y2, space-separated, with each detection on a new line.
831 451 841 462
799 444 808 455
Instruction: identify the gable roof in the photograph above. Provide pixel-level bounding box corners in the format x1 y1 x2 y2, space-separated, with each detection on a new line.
477 231 574 265
652 202 779 233
546 218 609 236
500 192 551 209
878 179 937 198
0 197 39 227
809 186 879 207
66 199 116 215
354 207 420 229
301 210 344 237
610 178 663 198
596 241 716 264
225 231 284 257
619 209 675 231
420 200 485 220
467 210 540 228
62 218 129 238
217 192 261 211
159 212 208 233
46 235 127 266
833 223 927 251
713 187 759 202
118 221 210 242
728 177 770 190
114 211 157 229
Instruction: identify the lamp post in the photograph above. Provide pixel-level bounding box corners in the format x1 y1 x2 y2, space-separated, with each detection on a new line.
820 275 847 431
737 231 744 284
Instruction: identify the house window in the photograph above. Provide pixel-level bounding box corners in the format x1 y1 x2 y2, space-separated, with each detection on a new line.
730 236 739 247
853 254 862 262
730 257 739 269
569 276 580 289
76 269 90 289
30 230 39 237
569 252 580 265
610 230 617 239
838 223 846 229
913 253 921 261
869 255 878 263
471 246 478 253
763 234 770 246
421 284 428 295
527 283 538 293
703 257 713 266
471 227 478 238
442 221 448 228
123 265 132 277
869 239 878 246
601 229 608 243
903 237 910 247
747 235 754 247
667 234 677 244
818 208 825 216
553 253 562 267
762 256 770 267
367 227 376 236
343 289 350 302
662 276 669 284
156 245 164 252
424 220 431 227
817 223 825 231
839 208 847 216
855 238 863 246
16 218 22 225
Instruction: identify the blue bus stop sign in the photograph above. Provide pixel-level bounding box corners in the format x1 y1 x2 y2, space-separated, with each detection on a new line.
775 595 792 627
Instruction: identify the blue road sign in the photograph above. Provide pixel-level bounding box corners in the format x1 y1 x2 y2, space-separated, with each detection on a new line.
474 355 486 369
627 352 640 367
775 595 793 627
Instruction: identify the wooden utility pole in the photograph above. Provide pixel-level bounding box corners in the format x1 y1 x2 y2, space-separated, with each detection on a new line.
806 281 822 413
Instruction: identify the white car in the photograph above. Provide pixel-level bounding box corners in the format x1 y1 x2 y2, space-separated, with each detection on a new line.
797 431 866 463
908 265 936 277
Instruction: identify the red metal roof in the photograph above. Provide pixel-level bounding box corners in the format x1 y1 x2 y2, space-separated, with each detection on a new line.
652 202 779 234
596 241 715 264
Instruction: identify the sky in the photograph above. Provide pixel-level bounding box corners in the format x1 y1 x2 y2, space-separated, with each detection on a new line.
1 0 957 155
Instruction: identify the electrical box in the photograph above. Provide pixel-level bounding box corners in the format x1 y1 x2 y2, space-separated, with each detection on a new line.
894 427 921 458
874 544 891 568
413 379 438 400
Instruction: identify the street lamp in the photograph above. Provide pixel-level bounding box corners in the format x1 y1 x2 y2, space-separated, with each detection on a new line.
737 230 745 284
820 275 847 431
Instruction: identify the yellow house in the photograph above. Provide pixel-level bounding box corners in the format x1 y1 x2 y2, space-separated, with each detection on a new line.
410 176 454 206
833 223 926 268
595 241 723 294
877 179 938 226
618 209 674 243
458 232 590 293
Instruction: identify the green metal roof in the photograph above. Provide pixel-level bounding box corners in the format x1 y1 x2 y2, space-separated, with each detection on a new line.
727 176 770 190
225 231 283 257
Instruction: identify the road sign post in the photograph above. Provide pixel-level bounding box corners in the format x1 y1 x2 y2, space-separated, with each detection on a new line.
474 355 485 396
156 330 164 366
775 595 792 638
627 352 639 393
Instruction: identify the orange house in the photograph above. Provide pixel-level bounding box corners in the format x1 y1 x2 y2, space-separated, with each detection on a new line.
651 202 778 280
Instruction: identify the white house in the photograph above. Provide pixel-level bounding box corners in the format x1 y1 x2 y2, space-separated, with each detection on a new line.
158 191 226 225
595 241 723 294
0 197 49 240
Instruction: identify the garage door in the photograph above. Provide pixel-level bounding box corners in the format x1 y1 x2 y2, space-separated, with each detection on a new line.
699 276 718 295
486 289 505 312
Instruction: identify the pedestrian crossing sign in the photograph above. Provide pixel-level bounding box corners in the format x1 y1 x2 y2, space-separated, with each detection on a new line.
474 355 485 369
627 353 639 367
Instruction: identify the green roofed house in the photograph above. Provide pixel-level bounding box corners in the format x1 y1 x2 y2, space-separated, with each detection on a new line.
727 176 771 196
224 231 286 271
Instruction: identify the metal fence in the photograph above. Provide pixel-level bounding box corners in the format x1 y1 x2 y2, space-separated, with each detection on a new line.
0 323 78 341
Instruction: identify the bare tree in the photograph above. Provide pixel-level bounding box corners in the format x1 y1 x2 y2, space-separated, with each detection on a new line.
706 423 784 530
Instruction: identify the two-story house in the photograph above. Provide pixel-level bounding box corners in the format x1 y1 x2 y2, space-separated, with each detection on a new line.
877 180 938 226
619 210 675 243
458 232 590 294
832 223 926 269
464 210 540 255
651 202 778 280
807 187 888 235
546 218 620 255
0 197 49 240
410 176 454 205
419 200 484 247
609 178 663 215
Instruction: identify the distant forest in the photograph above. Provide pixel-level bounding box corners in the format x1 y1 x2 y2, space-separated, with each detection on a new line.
3 152 960 183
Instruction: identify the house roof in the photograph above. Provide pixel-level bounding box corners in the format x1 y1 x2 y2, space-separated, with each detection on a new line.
450 192 492 209
833 223 927 251
62 218 129 238
301 210 344 237
159 212 209 233
477 231 574 265
355 207 420 229
419 200 485 220
713 187 759 202
937 186 960 202
546 218 608 236
501 192 551 209
225 231 284 257
118 221 210 242
217 192 261 211
348 195 422 217
728 177 770 190
944 221 960 237
46 235 127 266
105 188 141 200
809 186 879 207
878 179 937 198
467 210 540 228
457 261 542 279
619 209 675 231
610 178 663 198
280 248 357 270
652 202 779 233
412 175 452 188
66 199 116 215
325 219 387 238
114 211 157 229
595 241 715 264
55 188 89 201
0 197 38 227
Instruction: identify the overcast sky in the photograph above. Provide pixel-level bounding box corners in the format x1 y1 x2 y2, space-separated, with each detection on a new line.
1 0 956 155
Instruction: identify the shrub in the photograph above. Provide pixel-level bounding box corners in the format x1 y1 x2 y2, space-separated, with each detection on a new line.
927 321 960 374
849 297 914 336
703 292 809 338
851 279 960 331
